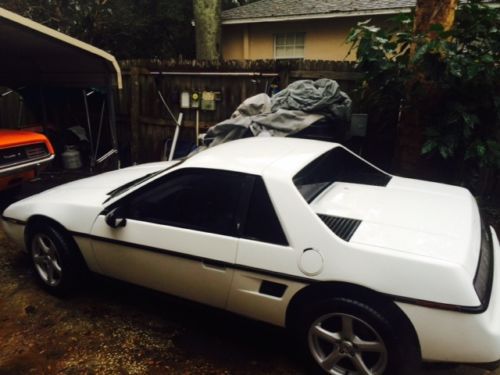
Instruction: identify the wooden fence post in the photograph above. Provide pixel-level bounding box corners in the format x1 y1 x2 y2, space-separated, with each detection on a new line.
130 66 140 163
278 67 290 89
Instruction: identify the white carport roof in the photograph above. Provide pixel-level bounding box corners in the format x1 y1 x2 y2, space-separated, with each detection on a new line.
0 7 122 89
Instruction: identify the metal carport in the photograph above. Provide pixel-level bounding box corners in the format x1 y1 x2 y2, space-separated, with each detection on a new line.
0 6 122 169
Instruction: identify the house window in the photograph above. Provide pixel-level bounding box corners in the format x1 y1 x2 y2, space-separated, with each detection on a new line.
274 32 305 59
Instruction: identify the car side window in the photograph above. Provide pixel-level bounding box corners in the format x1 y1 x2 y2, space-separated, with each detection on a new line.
126 168 246 237
242 177 288 246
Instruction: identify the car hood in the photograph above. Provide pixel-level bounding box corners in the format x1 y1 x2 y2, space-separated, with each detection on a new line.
2 161 179 233
44 161 177 202
60 162 176 195
311 176 481 276
0 129 51 149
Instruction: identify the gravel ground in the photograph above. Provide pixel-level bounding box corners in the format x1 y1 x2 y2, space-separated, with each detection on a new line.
0 174 499 375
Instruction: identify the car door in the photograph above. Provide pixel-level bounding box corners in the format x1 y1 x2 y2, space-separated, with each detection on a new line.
227 176 306 326
90 168 250 309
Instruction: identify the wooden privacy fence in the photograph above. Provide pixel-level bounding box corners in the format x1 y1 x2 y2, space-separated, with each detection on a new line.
117 59 362 164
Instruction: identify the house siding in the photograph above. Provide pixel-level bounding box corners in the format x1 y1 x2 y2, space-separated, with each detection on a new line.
222 26 246 59
222 15 390 61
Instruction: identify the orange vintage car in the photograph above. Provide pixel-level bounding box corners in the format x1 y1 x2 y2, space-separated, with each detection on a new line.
0 129 55 192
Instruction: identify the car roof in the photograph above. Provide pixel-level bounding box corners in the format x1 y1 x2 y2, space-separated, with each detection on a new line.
182 137 337 176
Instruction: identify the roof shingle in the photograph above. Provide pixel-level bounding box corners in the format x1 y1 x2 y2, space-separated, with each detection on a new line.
222 0 417 21
222 0 495 22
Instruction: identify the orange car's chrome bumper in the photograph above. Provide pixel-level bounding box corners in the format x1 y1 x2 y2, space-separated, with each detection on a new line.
0 154 54 190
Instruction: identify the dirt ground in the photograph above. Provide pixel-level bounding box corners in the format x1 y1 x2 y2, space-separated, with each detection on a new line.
0 174 499 375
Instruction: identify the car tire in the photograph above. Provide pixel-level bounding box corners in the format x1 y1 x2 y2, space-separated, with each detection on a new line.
28 223 86 296
297 297 419 375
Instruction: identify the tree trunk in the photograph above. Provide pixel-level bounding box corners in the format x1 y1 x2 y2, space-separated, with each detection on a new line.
397 0 458 177
193 0 221 60
413 0 458 35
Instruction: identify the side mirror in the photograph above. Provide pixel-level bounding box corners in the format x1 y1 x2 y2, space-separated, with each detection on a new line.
105 207 127 228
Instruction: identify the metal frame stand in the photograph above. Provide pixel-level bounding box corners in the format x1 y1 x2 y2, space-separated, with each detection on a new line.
82 84 120 172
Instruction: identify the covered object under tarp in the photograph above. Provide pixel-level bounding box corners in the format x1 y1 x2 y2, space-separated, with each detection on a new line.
202 79 352 148
0 6 122 168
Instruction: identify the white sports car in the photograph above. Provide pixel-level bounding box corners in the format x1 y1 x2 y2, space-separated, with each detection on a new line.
2 137 500 375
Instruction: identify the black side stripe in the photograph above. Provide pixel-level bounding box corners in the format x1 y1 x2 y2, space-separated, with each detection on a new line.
1 216 26 225
69 231 316 285
1 218 488 313
71 231 485 314
389 294 485 314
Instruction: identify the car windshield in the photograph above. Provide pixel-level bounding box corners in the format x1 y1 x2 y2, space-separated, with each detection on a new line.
293 147 392 203
104 160 184 203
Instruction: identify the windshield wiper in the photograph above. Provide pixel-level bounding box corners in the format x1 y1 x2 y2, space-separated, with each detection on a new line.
106 172 157 198
103 159 185 204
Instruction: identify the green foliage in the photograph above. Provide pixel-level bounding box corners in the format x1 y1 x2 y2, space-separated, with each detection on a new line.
0 0 195 59
348 0 500 176
347 15 413 115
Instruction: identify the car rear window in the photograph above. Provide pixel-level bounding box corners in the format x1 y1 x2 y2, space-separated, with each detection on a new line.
293 147 392 202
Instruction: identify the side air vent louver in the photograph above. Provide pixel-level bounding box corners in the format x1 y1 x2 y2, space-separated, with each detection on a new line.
318 214 361 242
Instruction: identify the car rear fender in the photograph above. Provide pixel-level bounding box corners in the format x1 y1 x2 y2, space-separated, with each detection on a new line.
285 280 421 357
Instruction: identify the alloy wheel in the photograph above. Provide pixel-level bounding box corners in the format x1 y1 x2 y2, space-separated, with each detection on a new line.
308 312 388 375
32 233 63 287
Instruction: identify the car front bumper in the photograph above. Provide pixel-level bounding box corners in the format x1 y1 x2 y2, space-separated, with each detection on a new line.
397 226 500 365
0 154 54 191
0 154 54 177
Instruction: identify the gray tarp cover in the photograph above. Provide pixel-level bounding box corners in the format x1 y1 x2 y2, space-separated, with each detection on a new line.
203 79 352 147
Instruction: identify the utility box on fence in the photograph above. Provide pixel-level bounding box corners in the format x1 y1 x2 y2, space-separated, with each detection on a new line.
191 91 201 109
201 91 216 111
180 91 190 109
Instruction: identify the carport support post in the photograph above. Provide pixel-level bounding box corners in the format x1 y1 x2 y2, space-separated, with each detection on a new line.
82 89 95 171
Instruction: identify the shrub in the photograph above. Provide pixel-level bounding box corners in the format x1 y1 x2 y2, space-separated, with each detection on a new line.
348 0 500 184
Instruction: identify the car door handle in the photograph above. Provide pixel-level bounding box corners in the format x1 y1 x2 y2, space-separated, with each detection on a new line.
202 260 227 272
